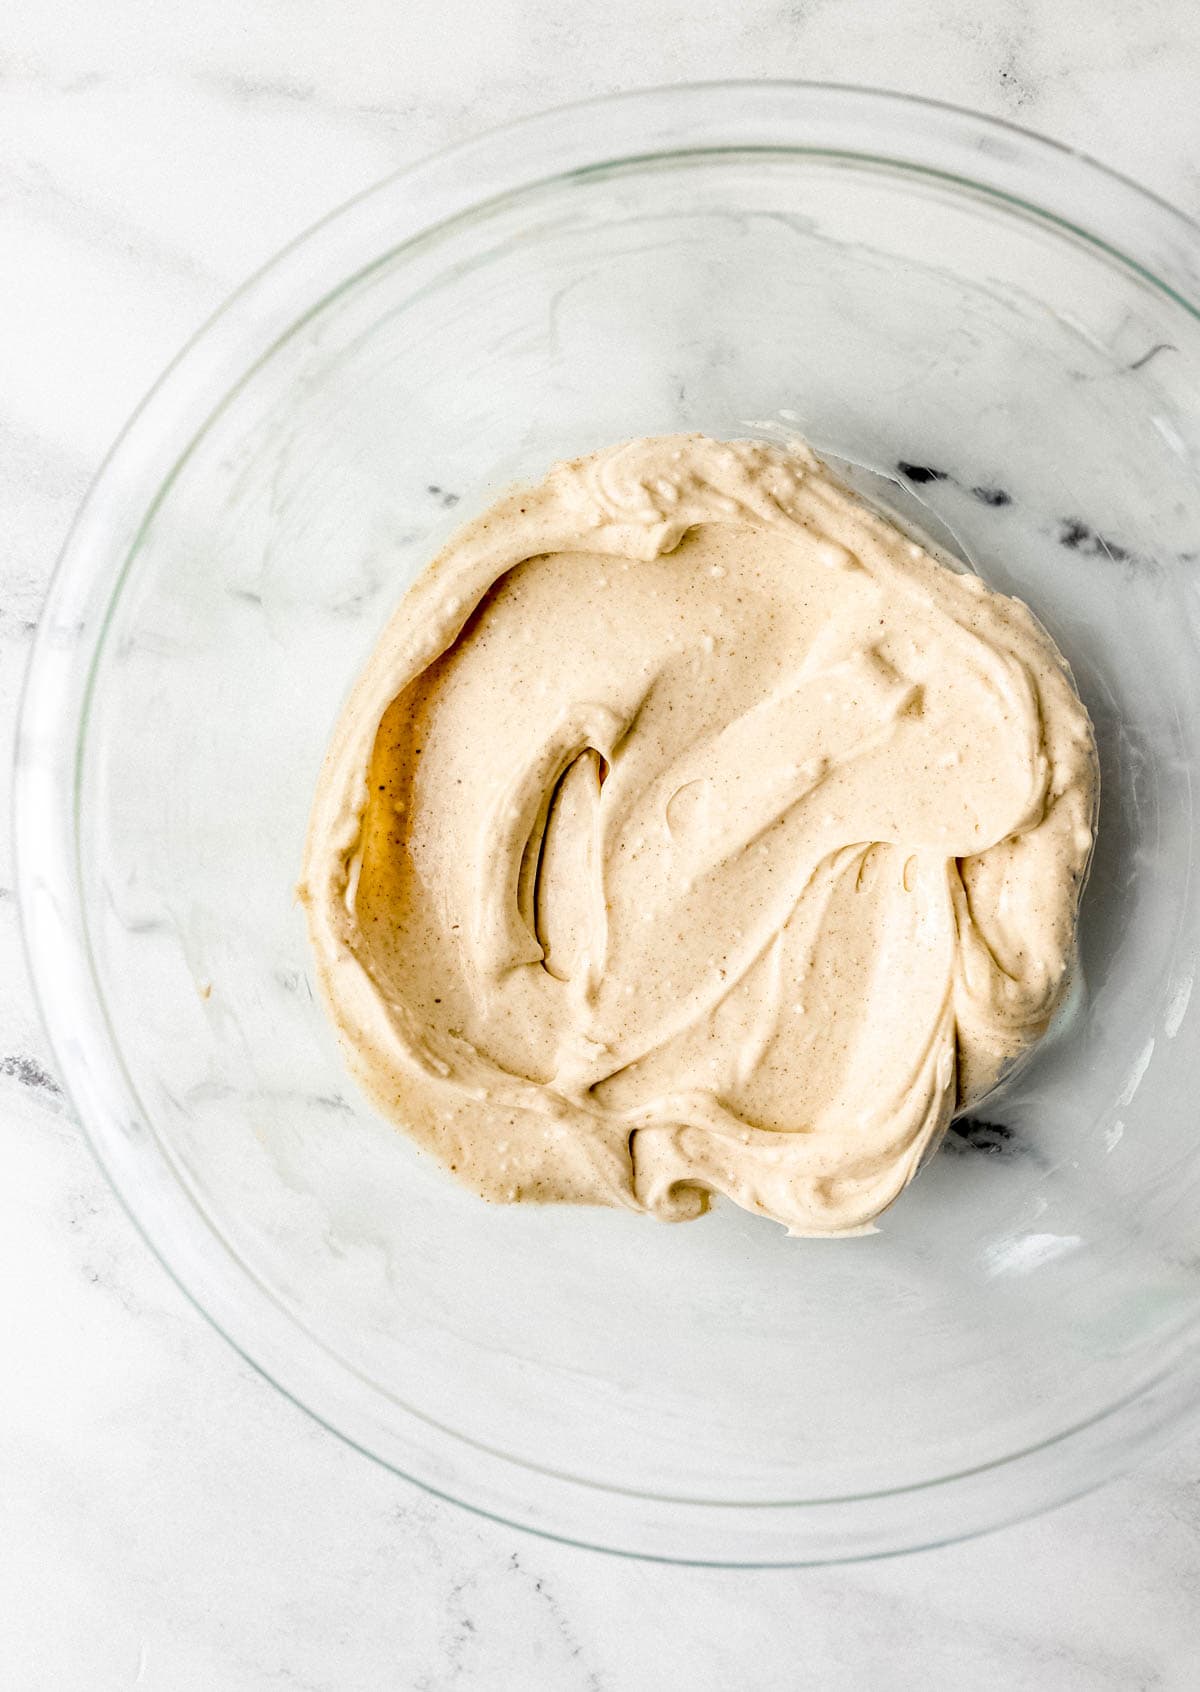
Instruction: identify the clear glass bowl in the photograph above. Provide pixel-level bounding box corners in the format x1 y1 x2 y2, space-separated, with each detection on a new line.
17 83 1200 1565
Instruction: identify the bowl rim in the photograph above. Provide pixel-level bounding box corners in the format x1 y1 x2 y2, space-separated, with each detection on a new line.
16 79 1200 1566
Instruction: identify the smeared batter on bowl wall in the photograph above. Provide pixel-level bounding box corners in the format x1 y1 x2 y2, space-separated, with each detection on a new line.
300 436 1098 1235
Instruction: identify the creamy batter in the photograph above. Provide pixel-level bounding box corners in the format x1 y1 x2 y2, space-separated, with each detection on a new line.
300 435 1098 1235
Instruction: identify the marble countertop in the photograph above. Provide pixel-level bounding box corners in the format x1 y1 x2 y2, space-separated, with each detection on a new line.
5 2 1200 1686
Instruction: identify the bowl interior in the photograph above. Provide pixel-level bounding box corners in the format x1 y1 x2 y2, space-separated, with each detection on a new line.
52 114 1200 1559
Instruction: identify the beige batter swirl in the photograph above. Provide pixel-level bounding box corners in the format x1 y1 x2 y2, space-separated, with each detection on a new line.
300 435 1098 1235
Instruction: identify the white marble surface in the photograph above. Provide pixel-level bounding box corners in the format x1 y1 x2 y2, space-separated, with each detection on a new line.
5 1 1200 1686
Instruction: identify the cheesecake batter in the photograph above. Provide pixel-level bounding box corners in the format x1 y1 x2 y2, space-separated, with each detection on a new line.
300 435 1098 1235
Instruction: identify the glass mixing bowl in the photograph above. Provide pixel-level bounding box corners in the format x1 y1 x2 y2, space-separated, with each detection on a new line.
17 83 1200 1564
